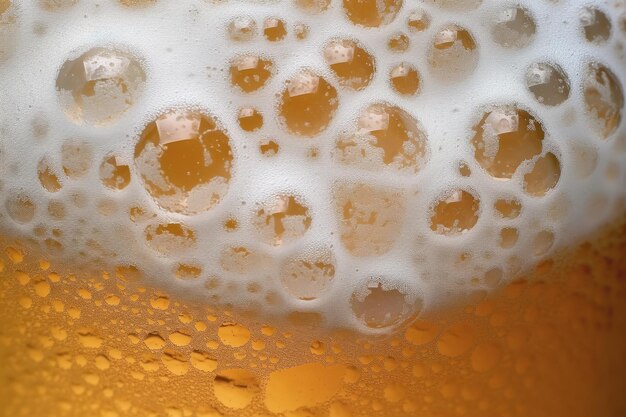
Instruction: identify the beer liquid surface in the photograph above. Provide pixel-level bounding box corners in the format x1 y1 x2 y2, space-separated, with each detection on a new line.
0 0 626 416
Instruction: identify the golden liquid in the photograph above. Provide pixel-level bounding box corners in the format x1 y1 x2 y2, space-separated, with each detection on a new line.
1 214 625 417
1 2 625 416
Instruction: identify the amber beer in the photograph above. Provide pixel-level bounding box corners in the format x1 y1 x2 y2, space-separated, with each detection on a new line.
1 219 626 416
1 0 626 417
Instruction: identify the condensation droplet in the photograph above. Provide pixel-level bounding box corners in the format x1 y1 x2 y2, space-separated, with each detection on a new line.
213 369 259 410
437 322 476 357
218 322 250 347
471 342 501 372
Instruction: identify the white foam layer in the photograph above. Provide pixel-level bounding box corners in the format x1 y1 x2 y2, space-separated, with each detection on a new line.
0 0 625 333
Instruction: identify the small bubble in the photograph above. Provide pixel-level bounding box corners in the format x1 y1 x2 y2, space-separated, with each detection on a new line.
294 23 310 40
580 7 611 44
278 70 339 137
335 103 428 173
259 139 280 156
144 223 196 255
471 106 545 179
5 194 35 224
324 38 375 91
389 63 421 96
38 158 62 192
387 33 410 53
229 55 273 93
99 154 130 190
228 16 257 42
253 195 312 246
583 63 623 139
342 0 403 28
237 107 264 132
429 25 478 82
134 109 233 215
492 6 536 48
533 230 555 256
263 17 287 42
407 9 430 32
295 0 330 14
526 62 570 106
494 198 522 219
56 47 146 125
430 189 480 236
499 228 519 249
334 182 406 257
175 263 202 280
351 281 418 329
281 249 335 300
523 153 561 197
61 139 93 178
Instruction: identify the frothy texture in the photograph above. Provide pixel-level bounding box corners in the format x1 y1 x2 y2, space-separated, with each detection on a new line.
0 0 625 333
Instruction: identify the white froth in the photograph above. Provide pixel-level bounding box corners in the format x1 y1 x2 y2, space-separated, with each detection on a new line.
0 0 625 333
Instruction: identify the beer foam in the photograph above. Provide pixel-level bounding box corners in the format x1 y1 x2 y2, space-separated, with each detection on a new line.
0 0 624 333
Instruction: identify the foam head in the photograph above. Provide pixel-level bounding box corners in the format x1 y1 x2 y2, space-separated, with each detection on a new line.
0 0 625 334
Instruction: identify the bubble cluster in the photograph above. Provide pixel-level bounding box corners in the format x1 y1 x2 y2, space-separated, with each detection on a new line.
0 0 624 337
